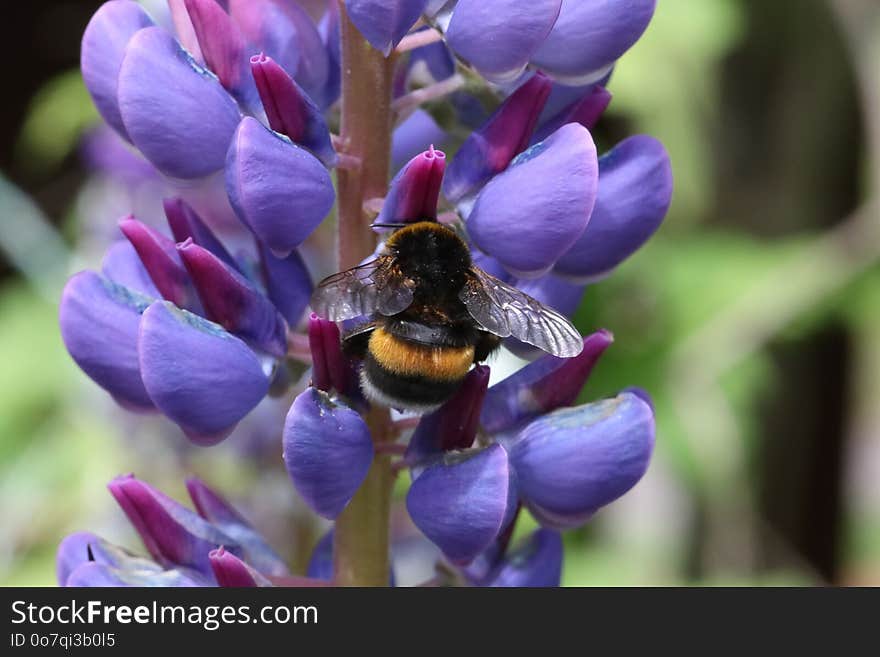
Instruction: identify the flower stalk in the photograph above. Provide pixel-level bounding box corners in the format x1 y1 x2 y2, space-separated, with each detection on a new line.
331 0 396 587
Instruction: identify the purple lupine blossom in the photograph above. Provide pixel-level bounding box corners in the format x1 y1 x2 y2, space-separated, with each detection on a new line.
57 476 311 587
62 0 671 587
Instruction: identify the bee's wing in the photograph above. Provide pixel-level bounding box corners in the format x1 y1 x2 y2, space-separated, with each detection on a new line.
311 257 414 321
459 267 584 358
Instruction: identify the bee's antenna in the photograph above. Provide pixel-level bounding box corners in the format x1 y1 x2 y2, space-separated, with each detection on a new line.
370 222 407 229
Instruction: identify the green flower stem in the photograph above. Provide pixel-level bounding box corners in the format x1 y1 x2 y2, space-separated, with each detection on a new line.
332 0 396 587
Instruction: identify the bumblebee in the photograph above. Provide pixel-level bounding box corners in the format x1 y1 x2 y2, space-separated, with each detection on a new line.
310 220 583 412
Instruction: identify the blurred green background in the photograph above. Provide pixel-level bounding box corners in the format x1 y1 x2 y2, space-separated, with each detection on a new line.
1 0 878 586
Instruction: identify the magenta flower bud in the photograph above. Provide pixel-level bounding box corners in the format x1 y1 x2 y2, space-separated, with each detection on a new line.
226 116 335 257
250 53 336 167
178 239 288 358
117 26 241 179
531 0 657 85
183 0 254 103
81 0 154 140
375 145 446 225
446 0 562 84
59 271 153 411
483 330 613 434
101 240 160 299
406 365 490 465
118 217 200 312
467 123 598 278
283 387 374 519
307 313 353 394
187 477 290 577
138 301 270 444
554 135 673 282
532 85 612 144
258 244 313 327
508 392 655 529
164 197 239 272
344 0 430 56
210 547 272 587
107 474 241 577
407 444 514 564
443 73 553 205
392 110 448 170
229 0 331 108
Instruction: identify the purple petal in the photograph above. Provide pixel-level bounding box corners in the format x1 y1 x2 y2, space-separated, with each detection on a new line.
480 529 563 587
470 247 511 281
108 474 240 577
186 477 290 577
283 387 374 519
531 0 656 85
56 532 117 586
229 0 330 107
66 561 206 587
532 85 611 144
168 0 204 63
317 0 341 107
59 271 153 411
406 365 490 465
184 0 255 103
344 0 430 55
101 240 160 298
164 197 240 272
408 35 455 83
117 26 241 179
81 0 155 139
392 110 448 171
467 123 598 278
58 532 208 587
306 529 334 580
80 125 157 184
226 116 335 257
447 0 561 84
508 392 655 529
138 301 269 444
210 547 272 586
250 53 336 167
625 385 654 411
406 444 512 564
555 135 673 282
376 146 446 225
443 73 552 205
484 330 612 434
119 217 200 312
258 243 313 326
178 239 288 357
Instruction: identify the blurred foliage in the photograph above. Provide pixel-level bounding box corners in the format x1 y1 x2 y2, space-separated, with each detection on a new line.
1 0 879 587
14 70 97 177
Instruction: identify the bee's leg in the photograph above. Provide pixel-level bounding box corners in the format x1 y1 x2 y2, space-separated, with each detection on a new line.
474 331 502 363
341 321 376 359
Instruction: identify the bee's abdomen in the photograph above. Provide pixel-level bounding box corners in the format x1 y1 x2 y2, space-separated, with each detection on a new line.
362 327 474 412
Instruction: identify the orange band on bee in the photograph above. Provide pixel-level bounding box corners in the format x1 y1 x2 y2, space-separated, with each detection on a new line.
369 328 474 381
